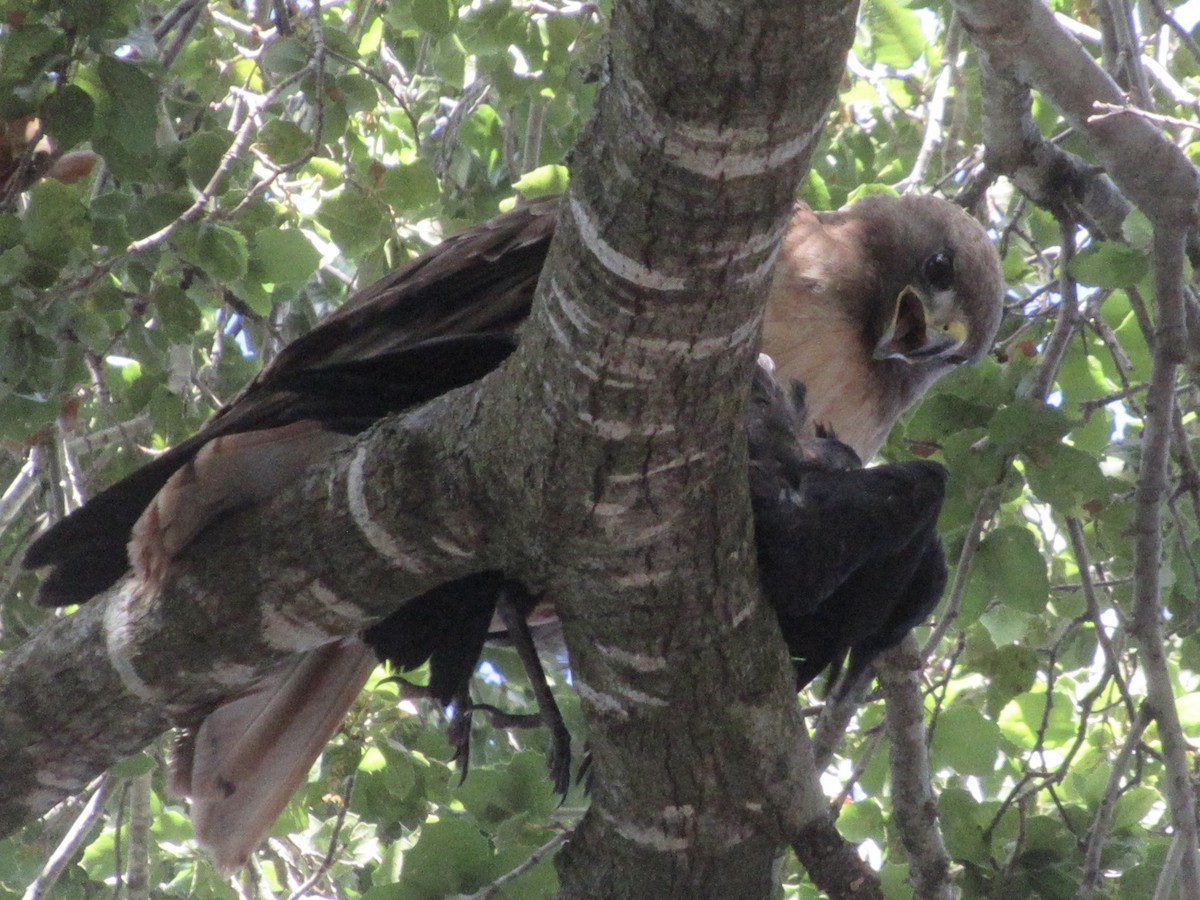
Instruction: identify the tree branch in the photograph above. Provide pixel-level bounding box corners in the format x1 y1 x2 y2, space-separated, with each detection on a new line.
0 395 502 833
1127 222 1200 894
878 637 952 900
954 0 1200 232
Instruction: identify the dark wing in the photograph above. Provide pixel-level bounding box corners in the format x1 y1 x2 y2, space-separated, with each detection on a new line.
774 463 947 692
746 366 948 693
24 198 557 606
19 198 556 869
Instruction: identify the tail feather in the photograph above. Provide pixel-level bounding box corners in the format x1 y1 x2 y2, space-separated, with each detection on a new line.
128 422 350 592
181 638 376 873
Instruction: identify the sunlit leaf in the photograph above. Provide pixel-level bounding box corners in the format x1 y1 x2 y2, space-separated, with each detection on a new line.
1067 242 1150 288
865 0 926 68
931 706 999 776
252 227 321 285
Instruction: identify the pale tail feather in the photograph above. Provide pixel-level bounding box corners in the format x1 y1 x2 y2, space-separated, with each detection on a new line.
129 421 350 591
184 638 376 872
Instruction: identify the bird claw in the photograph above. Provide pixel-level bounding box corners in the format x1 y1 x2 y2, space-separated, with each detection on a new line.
545 720 571 800
448 695 473 786
446 700 572 798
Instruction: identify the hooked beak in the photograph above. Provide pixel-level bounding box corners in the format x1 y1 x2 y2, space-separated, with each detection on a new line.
873 285 968 364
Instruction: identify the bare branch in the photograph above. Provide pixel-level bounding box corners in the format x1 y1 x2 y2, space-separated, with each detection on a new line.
1128 221 1200 894
1026 217 1082 401
954 0 1200 230
21 776 117 900
124 773 152 900
878 637 952 900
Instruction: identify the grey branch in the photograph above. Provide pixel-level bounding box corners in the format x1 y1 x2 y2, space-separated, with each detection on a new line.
955 0 1200 235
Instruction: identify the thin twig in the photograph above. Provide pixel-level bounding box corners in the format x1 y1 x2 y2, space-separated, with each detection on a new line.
1079 703 1151 898
1129 221 1200 895
22 777 117 900
126 61 315 254
284 771 357 900
1146 0 1200 67
1027 217 1081 401
922 482 1003 656
1089 101 1198 131
467 829 571 900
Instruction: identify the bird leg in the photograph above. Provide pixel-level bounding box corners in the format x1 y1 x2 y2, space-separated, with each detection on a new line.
447 685 475 785
494 588 572 798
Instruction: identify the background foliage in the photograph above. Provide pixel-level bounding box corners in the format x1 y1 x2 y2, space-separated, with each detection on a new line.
0 0 1197 896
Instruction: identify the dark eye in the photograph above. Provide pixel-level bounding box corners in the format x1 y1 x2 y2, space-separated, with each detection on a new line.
924 251 955 291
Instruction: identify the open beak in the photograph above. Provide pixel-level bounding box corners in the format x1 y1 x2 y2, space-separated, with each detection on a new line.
873 286 968 364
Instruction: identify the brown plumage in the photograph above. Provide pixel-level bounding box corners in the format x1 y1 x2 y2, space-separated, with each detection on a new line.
23 192 1004 870
764 194 1003 459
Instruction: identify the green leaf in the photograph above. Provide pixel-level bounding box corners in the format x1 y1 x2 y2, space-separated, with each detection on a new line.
455 752 558 825
183 128 235 189
931 706 1000 776
0 393 53 442
988 400 1072 458
413 0 456 36
60 0 139 37
317 187 386 254
178 224 249 283
513 164 569 199
836 798 884 842
359 16 385 55
378 160 441 208
974 525 1050 615
260 37 311 76
109 752 155 778
153 285 202 339
1122 209 1153 250
1121 864 1165 899
251 228 321 284
846 182 899 203
1008 690 1078 746
801 168 832 210
1111 786 1158 833
333 73 379 114
1067 242 1149 288
1023 443 1110 513
983 644 1039 719
938 788 990 864
255 118 311 166
96 56 159 155
22 179 89 264
393 817 491 896
40 84 95 150
865 0 926 68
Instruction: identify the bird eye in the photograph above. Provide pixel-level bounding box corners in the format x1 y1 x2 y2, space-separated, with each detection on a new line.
923 251 955 291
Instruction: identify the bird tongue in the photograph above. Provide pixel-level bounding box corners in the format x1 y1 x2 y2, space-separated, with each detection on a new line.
876 288 928 359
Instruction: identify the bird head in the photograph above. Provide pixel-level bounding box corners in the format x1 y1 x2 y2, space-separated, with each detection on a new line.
763 193 1005 460
851 193 1004 374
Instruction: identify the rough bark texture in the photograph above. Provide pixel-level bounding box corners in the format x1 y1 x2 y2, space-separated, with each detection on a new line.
1 0 867 896
0 394 494 831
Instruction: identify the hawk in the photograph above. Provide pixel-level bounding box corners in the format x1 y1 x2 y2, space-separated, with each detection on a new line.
24 192 1004 869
